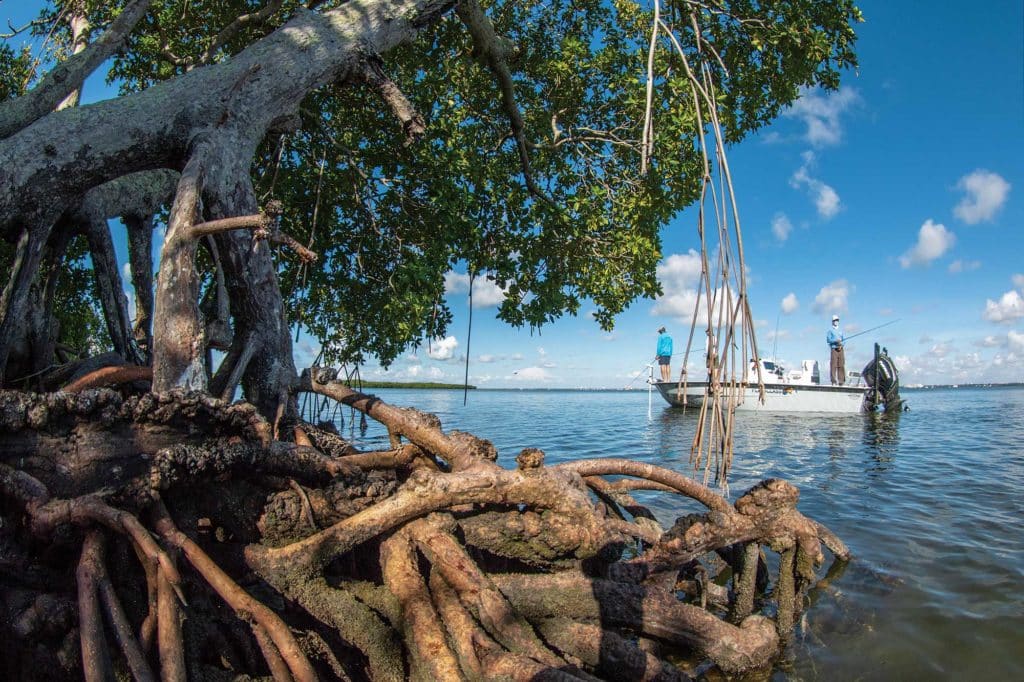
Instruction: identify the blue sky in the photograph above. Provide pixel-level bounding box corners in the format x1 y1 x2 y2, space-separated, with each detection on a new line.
5 1 1022 388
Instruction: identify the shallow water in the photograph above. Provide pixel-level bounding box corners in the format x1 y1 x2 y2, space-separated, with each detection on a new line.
319 385 1024 679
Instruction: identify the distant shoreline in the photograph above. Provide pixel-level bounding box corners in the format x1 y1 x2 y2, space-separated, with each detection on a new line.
354 381 477 390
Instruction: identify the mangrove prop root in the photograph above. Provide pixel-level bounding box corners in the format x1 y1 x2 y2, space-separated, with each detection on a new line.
61 365 152 393
409 516 565 668
535 618 690 682
91 534 157 682
380 526 464 680
1 387 853 679
151 501 318 682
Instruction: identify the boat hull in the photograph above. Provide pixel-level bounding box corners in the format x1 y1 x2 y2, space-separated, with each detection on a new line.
653 381 869 413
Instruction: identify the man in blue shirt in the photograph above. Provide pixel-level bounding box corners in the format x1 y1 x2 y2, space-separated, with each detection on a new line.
827 314 845 385
656 326 673 382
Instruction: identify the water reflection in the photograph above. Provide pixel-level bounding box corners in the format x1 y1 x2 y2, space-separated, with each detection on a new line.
862 411 901 472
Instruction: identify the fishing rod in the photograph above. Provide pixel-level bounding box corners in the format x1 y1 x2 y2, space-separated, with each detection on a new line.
625 347 707 389
843 318 901 344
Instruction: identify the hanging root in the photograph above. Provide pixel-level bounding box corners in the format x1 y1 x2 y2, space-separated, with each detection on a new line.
1 384 850 679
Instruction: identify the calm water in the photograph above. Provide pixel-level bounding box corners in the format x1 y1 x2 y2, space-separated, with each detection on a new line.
322 385 1024 679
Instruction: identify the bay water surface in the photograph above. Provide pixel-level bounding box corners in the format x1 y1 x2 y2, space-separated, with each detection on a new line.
328 385 1024 679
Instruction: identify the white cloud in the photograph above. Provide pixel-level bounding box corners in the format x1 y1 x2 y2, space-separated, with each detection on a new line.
1008 330 1024 352
1012 274 1024 290
443 271 507 308
537 347 547 357
948 259 980 273
122 262 133 282
427 335 459 360
652 250 703 319
444 271 470 294
407 365 444 379
982 290 1024 323
811 279 850 315
470 278 507 307
975 335 1000 348
781 293 799 314
511 366 552 382
771 213 793 242
790 152 841 219
783 87 860 147
954 170 1010 224
477 354 498 363
898 219 955 268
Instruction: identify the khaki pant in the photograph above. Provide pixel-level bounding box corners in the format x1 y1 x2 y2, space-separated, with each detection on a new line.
830 345 846 385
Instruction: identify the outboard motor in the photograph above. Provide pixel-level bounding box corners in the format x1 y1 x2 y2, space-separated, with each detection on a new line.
861 344 904 412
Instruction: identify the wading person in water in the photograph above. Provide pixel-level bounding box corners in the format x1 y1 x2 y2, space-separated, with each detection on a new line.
827 314 846 385
656 326 673 382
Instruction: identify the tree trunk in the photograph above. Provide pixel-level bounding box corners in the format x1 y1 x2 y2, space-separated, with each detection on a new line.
0 0 456 237
124 213 155 360
84 217 139 364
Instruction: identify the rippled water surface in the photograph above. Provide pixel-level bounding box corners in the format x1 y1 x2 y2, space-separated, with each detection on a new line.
332 385 1024 679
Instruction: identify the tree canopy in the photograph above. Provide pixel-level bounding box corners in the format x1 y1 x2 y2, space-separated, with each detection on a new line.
0 0 859 403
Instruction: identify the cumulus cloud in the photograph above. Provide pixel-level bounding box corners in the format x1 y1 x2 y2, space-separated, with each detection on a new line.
780 293 799 314
652 250 703 319
771 213 793 242
811 279 850 315
953 170 1010 224
790 152 841 219
477 354 498 363
982 290 1024 323
443 271 507 308
1013 274 1024 289
974 335 1000 348
783 87 860 147
511 367 552 382
1008 330 1024 352
427 335 459 360
948 259 981 273
898 219 955 268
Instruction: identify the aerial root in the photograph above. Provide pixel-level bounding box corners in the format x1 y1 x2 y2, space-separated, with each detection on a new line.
730 541 761 623
77 531 158 682
380 525 464 680
490 570 778 675
151 500 318 682
156 552 186 682
77 532 115 682
3 388 853 679
534 619 690 682
61 364 152 393
409 515 566 669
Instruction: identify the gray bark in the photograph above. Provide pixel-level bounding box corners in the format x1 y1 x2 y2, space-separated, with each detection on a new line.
0 0 155 139
124 213 155 358
83 217 139 364
0 0 456 237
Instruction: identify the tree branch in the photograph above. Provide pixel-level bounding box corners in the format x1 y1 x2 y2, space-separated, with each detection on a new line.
198 0 287 66
0 0 155 139
361 56 426 145
455 0 552 203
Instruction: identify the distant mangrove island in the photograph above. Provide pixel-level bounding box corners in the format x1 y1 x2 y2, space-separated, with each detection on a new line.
352 381 477 390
